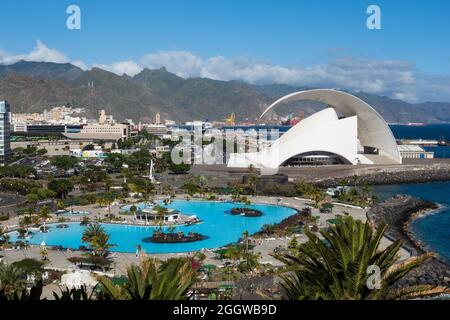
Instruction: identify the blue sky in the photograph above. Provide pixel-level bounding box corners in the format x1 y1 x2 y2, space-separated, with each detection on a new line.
0 0 450 102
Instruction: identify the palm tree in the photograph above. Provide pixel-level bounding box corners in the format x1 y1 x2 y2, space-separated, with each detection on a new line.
242 230 250 256
56 200 66 211
0 226 10 250
361 182 373 202
97 195 115 216
39 205 51 226
0 264 26 298
80 216 90 226
224 245 242 269
129 205 138 220
82 223 103 243
247 165 260 196
19 214 34 228
239 252 260 273
311 191 325 208
104 198 114 216
0 280 43 300
1 233 10 251
351 174 359 188
96 257 196 300
339 178 348 188
154 205 168 223
278 216 442 300
82 223 115 257
135 179 154 204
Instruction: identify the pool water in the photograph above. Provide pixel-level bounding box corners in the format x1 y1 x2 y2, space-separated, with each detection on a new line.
9 200 297 253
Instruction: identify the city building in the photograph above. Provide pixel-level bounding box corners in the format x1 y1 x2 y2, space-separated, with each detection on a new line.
12 124 82 137
0 101 11 164
111 148 140 156
63 122 131 141
155 113 161 125
397 145 434 159
228 89 402 174
98 109 114 125
144 124 169 136
12 106 86 126
135 207 180 223
164 119 176 126
69 147 106 158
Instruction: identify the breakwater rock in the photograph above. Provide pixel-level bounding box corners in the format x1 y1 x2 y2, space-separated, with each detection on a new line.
368 195 450 288
367 195 438 255
312 165 450 188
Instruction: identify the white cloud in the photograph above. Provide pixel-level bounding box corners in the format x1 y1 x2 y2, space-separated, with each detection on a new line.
71 60 88 71
140 51 203 78
1 42 450 103
0 40 69 65
136 51 431 101
93 60 142 77
136 51 450 103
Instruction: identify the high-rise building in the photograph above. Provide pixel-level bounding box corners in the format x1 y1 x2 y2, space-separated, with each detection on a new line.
0 101 11 165
155 113 161 125
99 109 106 124
98 109 114 124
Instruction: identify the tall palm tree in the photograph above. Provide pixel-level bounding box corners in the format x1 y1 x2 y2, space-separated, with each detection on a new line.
0 264 26 298
19 214 34 228
311 190 325 208
278 216 442 300
247 165 259 196
154 205 168 223
82 223 115 257
96 257 196 300
224 245 242 269
0 226 9 249
1 233 10 251
97 195 114 216
129 205 138 220
39 205 51 226
82 223 104 243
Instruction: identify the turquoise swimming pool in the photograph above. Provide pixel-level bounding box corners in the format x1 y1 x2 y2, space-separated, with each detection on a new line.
9 200 297 253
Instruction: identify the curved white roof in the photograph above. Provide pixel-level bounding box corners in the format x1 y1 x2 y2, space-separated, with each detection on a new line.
260 89 401 164
228 107 361 173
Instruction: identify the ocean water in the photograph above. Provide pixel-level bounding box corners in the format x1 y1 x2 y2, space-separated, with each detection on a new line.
374 182 450 263
8 200 297 254
389 124 450 140
343 124 450 262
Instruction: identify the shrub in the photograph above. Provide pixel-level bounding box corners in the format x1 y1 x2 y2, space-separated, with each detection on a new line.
260 182 297 197
12 258 45 275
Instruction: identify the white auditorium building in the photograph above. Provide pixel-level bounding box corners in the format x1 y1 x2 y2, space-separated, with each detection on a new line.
227 89 402 175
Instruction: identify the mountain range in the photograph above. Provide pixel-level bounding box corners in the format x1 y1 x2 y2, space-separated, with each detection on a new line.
1 60 450 124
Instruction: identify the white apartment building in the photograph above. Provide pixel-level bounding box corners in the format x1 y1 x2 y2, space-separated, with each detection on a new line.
80 123 131 138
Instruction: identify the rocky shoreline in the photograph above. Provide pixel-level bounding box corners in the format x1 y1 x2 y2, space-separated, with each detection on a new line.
367 195 450 289
313 166 450 188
